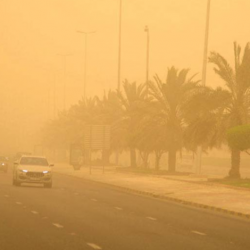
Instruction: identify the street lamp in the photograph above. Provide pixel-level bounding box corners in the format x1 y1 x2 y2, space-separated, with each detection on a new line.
202 0 211 87
117 0 122 91
57 54 71 110
197 0 211 174
77 30 96 101
144 25 150 97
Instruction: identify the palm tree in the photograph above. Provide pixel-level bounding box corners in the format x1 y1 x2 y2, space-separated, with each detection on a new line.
208 42 250 178
95 90 122 163
149 67 199 172
135 105 168 170
183 86 229 152
116 80 147 167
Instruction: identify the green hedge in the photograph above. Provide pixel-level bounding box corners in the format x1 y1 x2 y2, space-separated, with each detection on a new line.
227 125 250 151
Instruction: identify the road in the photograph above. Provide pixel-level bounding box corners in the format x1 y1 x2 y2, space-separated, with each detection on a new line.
0 169 250 250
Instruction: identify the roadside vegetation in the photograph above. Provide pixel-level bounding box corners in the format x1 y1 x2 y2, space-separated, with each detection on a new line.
209 178 250 189
41 42 250 180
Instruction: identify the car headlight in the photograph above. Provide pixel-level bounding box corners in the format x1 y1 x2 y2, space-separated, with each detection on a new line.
19 169 28 173
2 163 5 166
43 171 50 174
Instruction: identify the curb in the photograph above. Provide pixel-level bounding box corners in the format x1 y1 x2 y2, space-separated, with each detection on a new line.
55 170 250 221
116 170 250 192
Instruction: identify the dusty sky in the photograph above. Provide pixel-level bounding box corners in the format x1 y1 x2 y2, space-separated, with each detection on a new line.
0 0 250 152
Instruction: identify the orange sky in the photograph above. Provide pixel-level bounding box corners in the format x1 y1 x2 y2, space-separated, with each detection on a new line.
0 0 249 152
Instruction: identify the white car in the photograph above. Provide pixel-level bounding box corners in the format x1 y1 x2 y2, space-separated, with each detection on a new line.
13 156 53 188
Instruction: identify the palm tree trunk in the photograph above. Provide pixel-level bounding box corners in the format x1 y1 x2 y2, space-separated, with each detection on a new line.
130 148 137 168
102 149 110 165
168 149 176 173
229 149 241 179
140 151 149 168
155 151 162 171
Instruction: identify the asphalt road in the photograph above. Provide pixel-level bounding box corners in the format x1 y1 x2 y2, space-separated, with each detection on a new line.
1 169 250 250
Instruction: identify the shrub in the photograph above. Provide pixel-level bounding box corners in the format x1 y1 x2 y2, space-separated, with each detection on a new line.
227 125 250 151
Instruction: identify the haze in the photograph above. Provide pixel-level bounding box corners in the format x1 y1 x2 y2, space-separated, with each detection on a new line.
1 1 250 249
0 0 249 153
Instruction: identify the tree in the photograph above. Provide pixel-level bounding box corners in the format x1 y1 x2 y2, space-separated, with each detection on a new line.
149 67 199 172
208 42 250 178
116 80 147 167
183 86 229 152
95 90 122 163
135 104 168 170
227 125 250 154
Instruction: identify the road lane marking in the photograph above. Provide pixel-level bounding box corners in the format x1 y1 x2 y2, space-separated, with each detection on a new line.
70 232 77 236
52 223 64 229
4 195 9 198
91 199 98 202
31 211 39 215
115 207 123 210
16 202 22 205
192 231 206 236
87 243 102 249
42 217 48 220
146 217 157 221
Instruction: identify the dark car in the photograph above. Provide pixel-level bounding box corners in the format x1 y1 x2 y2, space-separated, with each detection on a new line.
0 156 9 173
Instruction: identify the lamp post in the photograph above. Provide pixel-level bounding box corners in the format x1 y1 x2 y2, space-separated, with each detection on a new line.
116 0 123 166
117 0 122 91
202 0 211 87
144 25 150 97
197 0 211 174
77 31 96 101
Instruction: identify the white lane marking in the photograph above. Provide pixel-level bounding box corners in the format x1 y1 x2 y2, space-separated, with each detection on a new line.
70 232 77 236
16 202 22 205
91 199 98 202
4 195 9 198
23 206 27 209
42 217 48 220
146 217 157 221
115 207 123 210
87 243 102 249
52 223 64 229
31 211 39 215
192 231 206 236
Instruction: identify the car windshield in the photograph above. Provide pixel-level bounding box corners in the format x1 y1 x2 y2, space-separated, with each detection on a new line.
20 157 49 166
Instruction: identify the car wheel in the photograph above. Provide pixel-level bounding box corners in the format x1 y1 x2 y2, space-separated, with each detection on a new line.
44 182 52 188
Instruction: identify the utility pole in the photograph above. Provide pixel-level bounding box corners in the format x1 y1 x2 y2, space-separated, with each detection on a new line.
145 25 150 97
77 31 96 101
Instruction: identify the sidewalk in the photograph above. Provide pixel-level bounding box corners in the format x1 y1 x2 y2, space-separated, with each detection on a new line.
54 164 250 218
